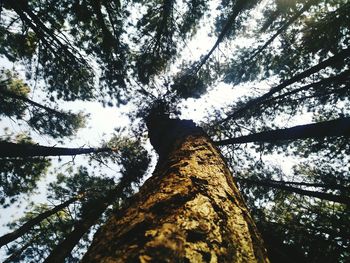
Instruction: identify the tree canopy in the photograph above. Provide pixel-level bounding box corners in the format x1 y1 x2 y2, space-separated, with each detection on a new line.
0 0 349 262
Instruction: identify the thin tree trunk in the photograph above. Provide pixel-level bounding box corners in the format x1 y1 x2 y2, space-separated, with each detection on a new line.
248 0 319 61
43 190 119 263
3 236 37 263
215 117 350 146
0 196 80 248
238 178 350 205
82 117 269 262
0 141 116 158
238 178 348 191
217 47 350 124
0 87 68 117
193 0 247 74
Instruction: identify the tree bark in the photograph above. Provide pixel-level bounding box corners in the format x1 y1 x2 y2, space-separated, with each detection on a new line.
81 117 269 262
215 117 350 145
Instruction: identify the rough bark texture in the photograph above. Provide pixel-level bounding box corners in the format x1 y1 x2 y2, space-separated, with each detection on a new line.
82 118 269 262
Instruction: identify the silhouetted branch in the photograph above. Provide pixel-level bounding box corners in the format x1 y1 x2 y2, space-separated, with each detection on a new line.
0 85 67 117
242 178 348 191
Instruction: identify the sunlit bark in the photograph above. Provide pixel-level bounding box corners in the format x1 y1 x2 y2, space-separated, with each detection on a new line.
82 117 269 262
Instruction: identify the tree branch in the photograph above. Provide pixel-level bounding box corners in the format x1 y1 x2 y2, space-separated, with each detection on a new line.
248 0 319 61
0 85 68 117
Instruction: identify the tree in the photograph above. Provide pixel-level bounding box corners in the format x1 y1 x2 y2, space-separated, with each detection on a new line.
0 0 349 262
82 114 269 262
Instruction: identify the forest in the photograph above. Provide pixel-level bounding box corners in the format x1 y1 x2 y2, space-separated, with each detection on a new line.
0 0 349 262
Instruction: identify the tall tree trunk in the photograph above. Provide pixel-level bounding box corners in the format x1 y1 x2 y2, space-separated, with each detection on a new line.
238 178 350 205
0 141 116 158
217 47 350 124
43 191 118 263
0 195 80 248
82 116 269 262
214 117 350 146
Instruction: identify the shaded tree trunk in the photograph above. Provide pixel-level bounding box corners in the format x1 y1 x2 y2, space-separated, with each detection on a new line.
0 141 116 158
43 190 119 263
238 178 350 205
0 86 67 117
218 47 350 123
82 116 269 262
215 117 350 146
0 196 80 248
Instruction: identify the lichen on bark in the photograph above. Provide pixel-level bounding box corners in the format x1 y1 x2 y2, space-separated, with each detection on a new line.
82 118 269 263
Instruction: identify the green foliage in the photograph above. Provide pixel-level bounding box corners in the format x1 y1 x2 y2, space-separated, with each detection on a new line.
0 156 49 207
95 136 151 196
171 74 207 99
2 140 150 262
5 203 81 262
0 69 30 119
134 0 177 84
28 110 86 139
0 68 88 138
237 160 350 262
0 134 50 207
178 0 209 38
214 0 258 38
